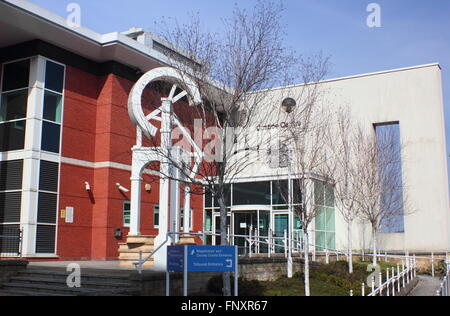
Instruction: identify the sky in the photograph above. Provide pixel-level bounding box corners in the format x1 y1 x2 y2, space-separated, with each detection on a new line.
28 0 450 173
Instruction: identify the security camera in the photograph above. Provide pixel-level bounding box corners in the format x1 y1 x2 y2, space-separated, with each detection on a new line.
116 183 129 193
85 182 91 191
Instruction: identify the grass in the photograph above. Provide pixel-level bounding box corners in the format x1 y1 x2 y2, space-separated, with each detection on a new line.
208 260 400 296
258 261 399 296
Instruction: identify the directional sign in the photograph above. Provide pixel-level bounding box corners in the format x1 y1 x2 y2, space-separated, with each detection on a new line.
167 245 185 272
167 245 237 273
187 246 236 272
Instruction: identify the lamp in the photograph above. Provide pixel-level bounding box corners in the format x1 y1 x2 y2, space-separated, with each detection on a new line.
116 183 130 193
281 97 296 114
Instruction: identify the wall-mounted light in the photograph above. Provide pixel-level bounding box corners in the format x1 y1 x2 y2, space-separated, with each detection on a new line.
116 183 130 193
85 182 91 191
145 184 152 192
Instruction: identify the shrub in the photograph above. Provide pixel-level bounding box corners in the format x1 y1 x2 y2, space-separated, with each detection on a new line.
206 275 264 296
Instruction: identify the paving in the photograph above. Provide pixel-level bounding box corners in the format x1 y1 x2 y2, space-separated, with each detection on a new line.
408 275 442 296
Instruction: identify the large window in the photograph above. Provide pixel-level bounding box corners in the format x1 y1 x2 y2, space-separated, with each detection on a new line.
0 59 30 152
375 122 405 233
41 60 64 154
314 180 336 251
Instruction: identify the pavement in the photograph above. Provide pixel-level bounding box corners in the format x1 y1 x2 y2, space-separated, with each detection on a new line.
408 275 442 296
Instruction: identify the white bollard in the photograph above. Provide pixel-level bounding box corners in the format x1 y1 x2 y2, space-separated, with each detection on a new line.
431 252 435 277
362 283 365 296
386 269 390 296
397 264 401 293
392 267 396 296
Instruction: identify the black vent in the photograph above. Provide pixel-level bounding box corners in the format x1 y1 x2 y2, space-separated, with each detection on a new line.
39 160 59 192
0 224 21 254
0 192 22 223
0 160 23 191
35 225 56 254
37 192 57 224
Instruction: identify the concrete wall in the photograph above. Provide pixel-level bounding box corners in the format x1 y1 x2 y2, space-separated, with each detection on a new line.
237 64 450 253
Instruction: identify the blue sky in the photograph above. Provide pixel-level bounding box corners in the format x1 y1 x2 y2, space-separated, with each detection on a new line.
29 0 450 166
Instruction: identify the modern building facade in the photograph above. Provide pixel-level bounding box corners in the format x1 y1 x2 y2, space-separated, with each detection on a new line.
0 0 449 263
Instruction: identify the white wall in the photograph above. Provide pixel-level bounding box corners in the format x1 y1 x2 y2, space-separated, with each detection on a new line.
238 64 449 253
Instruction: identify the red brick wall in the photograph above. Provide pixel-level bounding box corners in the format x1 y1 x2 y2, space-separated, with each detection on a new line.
57 66 205 261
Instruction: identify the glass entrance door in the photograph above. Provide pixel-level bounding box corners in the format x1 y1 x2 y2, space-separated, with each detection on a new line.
213 214 230 246
233 212 257 255
273 214 289 253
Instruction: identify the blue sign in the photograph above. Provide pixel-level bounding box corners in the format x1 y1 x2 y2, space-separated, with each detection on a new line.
167 245 185 272
167 245 237 273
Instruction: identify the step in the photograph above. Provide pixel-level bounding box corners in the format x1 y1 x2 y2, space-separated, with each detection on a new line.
9 275 132 289
0 288 75 296
2 281 136 296
21 268 131 281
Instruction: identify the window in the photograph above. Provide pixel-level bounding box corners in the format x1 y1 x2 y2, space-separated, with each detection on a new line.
123 201 130 227
36 160 59 254
375 122 405 233
41 60 65 154
180 208 193 231
233 182 271 206
314 180 336 251
154 205 159 228
0 59 30 152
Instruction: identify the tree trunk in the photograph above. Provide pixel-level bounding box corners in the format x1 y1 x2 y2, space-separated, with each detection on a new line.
372 228 377 266
303 230 311 296
218 194 231 296
347 220 353 274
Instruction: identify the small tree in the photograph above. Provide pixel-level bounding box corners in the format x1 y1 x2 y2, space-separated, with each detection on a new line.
325 108 361 273
272 71 331 296
353 125 409 265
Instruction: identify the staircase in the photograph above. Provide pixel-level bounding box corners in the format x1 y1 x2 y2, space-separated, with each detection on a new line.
0 267 140 296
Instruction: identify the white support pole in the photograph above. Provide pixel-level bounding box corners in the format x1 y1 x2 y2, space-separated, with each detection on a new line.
154 98 173 271
397 264 401 293
402 262 406 288
362 283 365 297
432 252 435 277
386 268 390 296
392 267 396 296
379 272 383 296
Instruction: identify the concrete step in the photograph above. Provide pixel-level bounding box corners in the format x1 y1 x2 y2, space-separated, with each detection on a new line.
1 281 137 296
9 275 131 289
0 267 140 296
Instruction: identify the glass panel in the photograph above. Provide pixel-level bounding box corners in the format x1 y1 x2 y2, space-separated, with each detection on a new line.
314 180 324 205
325 184 335 207
213 185 231 207
204 210 212 232
274 214 288 253
154 205 159 227
293 179 302 204
315 207 326 231
272 180 288 205
325 207 335 232
315 231 326 251
205 188 213 208
294 216 302 230
43 91 62 123
2 60 30 92
0 121 26 152
0 89 28 122
123 201 130 226
41 121 61 153
233 182 270 205
326 232 336 250
45 61 65 93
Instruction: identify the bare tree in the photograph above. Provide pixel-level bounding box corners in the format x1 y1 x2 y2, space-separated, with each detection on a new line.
325 107 361 274
353 124 410 265
271 66 331 296
137 1 322 296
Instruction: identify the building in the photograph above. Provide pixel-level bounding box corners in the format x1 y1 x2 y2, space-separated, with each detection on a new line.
0 0 449 264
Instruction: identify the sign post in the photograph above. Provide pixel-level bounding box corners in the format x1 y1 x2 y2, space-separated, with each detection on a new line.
167 245 238 296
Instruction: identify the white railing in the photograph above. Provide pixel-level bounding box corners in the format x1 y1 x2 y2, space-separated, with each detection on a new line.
352 255 417 296
436 254 450 296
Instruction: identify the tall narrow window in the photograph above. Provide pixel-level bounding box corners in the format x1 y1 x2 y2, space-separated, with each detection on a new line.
36 160 59 254
123 201 131 227
375 122 405 233
154 205 160 228
41 60 64 154
0 59 30 152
